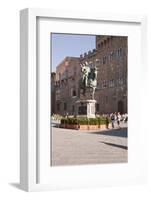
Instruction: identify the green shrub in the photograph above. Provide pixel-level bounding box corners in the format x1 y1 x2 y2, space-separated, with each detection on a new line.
88 118 98 125
60 116 110 125
61 117 78 125
68 118 78 125
60 118 68 124
77 118 88 125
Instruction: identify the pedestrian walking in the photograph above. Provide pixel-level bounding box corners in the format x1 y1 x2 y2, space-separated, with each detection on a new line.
117 112 121 128
110 113 115 128
106 115 110 129
124 113 128 123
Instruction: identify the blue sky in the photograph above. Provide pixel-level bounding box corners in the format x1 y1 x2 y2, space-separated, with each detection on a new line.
51 33 95 71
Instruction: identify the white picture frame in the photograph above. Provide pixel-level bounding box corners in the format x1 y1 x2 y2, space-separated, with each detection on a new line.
20 8 147 192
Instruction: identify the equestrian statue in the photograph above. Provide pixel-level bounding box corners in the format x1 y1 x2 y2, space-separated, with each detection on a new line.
80 61 98 100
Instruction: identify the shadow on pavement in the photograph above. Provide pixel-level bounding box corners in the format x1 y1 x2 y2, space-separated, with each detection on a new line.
88 127 128 138
100 141 128 150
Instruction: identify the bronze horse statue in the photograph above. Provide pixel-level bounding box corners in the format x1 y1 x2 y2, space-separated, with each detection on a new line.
80 62 97 100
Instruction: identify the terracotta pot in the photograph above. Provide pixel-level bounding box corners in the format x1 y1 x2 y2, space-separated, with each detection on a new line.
60 124 107 130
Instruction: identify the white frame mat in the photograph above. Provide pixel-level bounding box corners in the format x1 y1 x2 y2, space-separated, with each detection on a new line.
20 8 147 191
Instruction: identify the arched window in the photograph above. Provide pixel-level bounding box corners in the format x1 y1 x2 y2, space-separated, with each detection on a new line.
97 43 101 49
72 90 76 97
71 87 77 97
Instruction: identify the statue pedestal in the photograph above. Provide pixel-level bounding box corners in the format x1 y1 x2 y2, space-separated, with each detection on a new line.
75 99 97 118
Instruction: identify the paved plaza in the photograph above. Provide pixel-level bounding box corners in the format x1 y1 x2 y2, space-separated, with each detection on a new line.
51 123 128 166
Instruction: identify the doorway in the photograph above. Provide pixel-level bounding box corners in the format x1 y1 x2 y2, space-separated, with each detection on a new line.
118 100 124 114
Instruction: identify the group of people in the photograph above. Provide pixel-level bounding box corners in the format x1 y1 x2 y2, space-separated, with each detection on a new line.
110 112 128 129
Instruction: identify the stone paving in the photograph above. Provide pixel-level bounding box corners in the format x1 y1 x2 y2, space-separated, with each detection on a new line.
51 123 128 166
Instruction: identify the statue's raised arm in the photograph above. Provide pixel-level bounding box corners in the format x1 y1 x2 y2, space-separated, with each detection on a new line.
81 62 90 88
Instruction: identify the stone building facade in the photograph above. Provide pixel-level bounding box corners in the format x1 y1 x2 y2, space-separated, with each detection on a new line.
51 56 81 116
51 35 127 116
51 72 56 115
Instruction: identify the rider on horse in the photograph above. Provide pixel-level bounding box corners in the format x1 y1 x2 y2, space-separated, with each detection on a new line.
80 61 98 100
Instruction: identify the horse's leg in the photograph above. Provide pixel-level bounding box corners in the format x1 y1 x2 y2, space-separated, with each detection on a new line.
92 88 95 100
83 87 86 96
89 87 92 99
81 78 85 95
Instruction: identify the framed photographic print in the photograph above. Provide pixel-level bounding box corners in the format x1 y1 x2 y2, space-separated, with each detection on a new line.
20 8 147 191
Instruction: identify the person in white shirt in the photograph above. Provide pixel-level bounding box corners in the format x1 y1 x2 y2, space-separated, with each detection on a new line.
117 112 121 128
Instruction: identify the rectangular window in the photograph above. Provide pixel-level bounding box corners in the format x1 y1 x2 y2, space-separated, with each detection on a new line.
65 70 68 78
96 103 100 112
105 96 108 104
57 103 60 111
111 80 113 87
95 59 100 66
103 56 106 64
110 52 113 61
65 61 68 66
102 80 107 88
78 106 87 115
56 89 60 100
109 79 115 87
102 80 105 88
59 73 61 80
72 105 75 113
119 48 122 57
108 54 111 62
118 78 123 85
64 102 67 111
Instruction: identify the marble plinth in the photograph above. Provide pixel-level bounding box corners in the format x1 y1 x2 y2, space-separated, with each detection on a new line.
75 99 97 118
